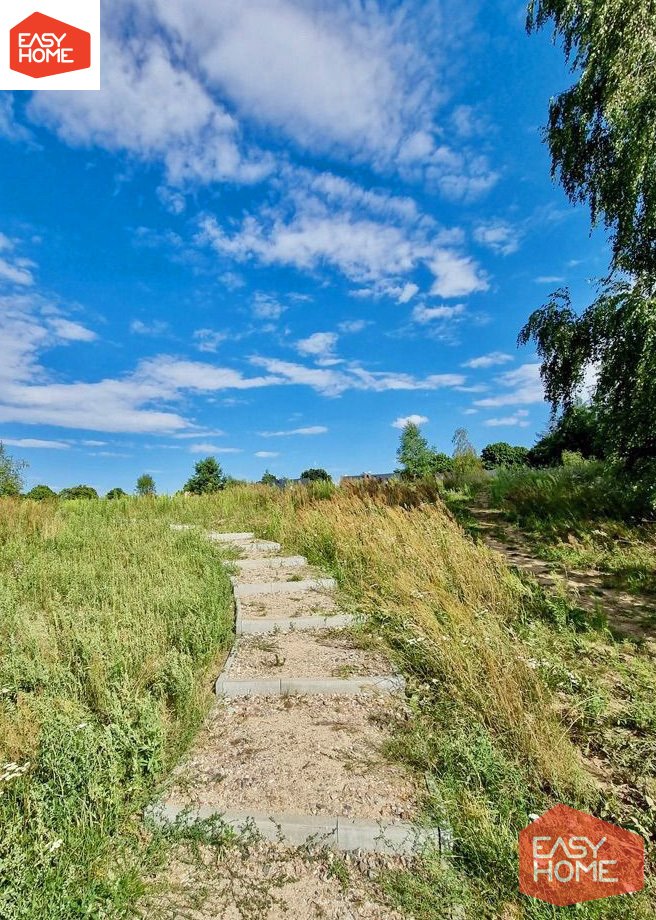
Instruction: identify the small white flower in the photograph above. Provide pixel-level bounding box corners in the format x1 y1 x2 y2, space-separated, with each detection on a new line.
76 723 88 730
46 838 63 853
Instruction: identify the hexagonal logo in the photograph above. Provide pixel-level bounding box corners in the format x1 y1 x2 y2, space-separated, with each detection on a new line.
519 804 644 906
10 11 90 79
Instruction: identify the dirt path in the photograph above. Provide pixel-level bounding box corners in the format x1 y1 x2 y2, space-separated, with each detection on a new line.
141 530 445 919
470 507 656 641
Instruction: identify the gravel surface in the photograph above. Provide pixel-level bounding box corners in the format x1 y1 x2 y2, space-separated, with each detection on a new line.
167 694 418 820
227 632 392 680
230 564 322 585
239 589 343 620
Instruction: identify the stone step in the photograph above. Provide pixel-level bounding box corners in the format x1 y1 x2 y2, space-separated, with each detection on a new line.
232 555 307 570
234 577 336 598
215 675 406 697
237 614 356 635
146 804 449 855
231 539 283 553
207 531 255 542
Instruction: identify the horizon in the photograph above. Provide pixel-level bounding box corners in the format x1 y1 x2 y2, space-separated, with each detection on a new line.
0 0 608 495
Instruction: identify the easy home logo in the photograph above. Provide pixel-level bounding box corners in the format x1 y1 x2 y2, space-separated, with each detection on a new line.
1 1 99 89
10 12 90 78
519 804 644 906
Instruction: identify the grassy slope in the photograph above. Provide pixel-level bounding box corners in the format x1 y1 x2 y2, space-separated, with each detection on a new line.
173 482 655 919
0 497 234 919
3 486 654 919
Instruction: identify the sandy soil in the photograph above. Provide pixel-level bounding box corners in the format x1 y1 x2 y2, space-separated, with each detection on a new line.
227 632 392 680
166 694 417 820
231 564 322 585
142 839 408 920
239 589 343 620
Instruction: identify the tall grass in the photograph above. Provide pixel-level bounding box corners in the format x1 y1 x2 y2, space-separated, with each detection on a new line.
0 497 233 919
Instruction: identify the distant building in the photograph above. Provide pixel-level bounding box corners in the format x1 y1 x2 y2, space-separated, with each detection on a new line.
339 471 397 486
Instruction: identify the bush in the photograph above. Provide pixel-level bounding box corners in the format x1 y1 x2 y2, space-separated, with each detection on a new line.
0 443 26 497
300 468 331 482
59 485 98 500
25 485 57 501
481 442 529 469
106 487 127 499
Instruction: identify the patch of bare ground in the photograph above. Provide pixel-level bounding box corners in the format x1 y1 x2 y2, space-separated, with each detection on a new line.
230 564 322 585
166 694 418 820
471 507 656 642
142 839 408 920
240 589 343 620
227 632 393 680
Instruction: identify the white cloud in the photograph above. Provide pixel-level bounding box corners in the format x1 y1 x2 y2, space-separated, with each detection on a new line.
29 36 272 187
255 451 280 458
475 364 544 408
462 351 513 369
193 328 228 353
483 410 530 428
473 220 521 256
463 408 478 415
131 319 170 336
188 444 243 453
296 332 339 365
0 437 70 449
337 319 368 334
252 292 286 320
412 303 466 324
535 276 565 284
0 95 33 144
397 282 419 304
173 430 226 439
429 251 489 298
392 414 428 429
259 426 328 437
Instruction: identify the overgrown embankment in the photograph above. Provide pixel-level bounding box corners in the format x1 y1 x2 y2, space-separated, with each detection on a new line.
0 498 233 919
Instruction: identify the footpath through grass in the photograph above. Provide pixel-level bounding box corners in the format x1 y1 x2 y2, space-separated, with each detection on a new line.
0 497 234 919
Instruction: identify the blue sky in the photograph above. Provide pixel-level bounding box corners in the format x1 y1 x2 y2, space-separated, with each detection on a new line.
0 0 608 494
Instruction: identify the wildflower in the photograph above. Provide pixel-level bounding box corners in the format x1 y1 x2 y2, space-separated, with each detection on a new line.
46 838 63 853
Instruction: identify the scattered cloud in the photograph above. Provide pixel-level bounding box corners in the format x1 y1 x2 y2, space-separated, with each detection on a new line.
296 332 340 366
131 319 170 336
392 414 428 429
337 319 368 334
252 292 286 320
535 275 565 284
463 408 478 415
193 328 229 353
255 450 280 458
412 303 466 324
188 444 243 453
0 437 70 449
475 363 544 407
429 251 489 298
474 220 521 256
259 426 329 437
462 351 513 369
483 409 530 427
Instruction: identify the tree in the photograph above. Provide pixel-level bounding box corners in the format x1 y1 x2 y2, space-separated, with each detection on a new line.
450 427 484 487
0 442 27 496
481 443 530 469
260 470 277 486
135 474 156 497
183 456 226 494
26 484 57 501
528 404 602 467
106 487 127 499
520 284 656 466
59 485 98 500
397 422 435 479
300 468 331 482
527 0 656 276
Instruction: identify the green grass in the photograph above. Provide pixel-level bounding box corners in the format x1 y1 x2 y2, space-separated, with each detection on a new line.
0 497 234 919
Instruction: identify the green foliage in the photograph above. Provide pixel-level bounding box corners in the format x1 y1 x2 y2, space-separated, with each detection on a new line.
527 0 656 276
0 442 26 497
447 428 485 492
260 470 277 486
0 498 234 919
300 468 331 482
135 473 156 497
25 484 57 501
480 442 530 469
396 422 451 479
183 456 226 495
59 485 99 501
528 403 602 467
521 282 656 468
106 487 127 499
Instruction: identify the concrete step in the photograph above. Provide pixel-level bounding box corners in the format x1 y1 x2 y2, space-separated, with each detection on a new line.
207 531 255 542
215 675 406 697
237 614 356 635
146 804 449 855
234 577 336 598
232 555 307 570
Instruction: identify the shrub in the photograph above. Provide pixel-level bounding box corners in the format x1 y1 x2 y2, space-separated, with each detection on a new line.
300 468 331 482
106 487 127 499
183 457 226 494
481 442 530 469
59 485 98 500
25 485 57 501
260 471 277 486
